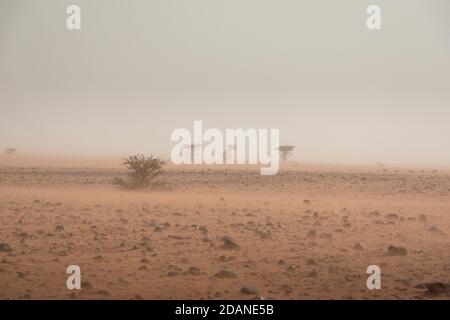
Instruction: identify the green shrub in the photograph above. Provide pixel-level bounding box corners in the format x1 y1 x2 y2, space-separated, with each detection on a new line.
114 154 165 190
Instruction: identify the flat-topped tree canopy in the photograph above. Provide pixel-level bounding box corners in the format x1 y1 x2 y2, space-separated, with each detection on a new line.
278 145 295 162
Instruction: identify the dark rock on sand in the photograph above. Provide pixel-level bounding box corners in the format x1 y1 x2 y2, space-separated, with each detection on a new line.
0 243 12 252
387 245 407 256
240 287 258 295
220 236 240 250
415 282 450 296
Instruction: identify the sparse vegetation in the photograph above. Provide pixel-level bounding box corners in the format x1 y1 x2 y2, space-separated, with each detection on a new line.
278 145 294 162
113 154 165 190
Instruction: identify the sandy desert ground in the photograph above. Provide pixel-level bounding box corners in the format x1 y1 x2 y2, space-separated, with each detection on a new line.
0 158 449 300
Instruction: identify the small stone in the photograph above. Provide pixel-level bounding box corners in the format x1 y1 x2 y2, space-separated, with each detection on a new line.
307 229 317 237
188 267 201 276
385 213 399 219
306 270 318 278
82 281 92 290
281 284 293 294
220 236 240 250
240 287 258 295
287 264 298 272
306 258 317 266
421 282 450 296
369 210 380 217
214 270 237 279
0 243 12 252
387 245 407 256
353 242 364 251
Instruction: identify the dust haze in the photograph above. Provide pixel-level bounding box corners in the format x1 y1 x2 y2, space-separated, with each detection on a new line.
0 0 449 300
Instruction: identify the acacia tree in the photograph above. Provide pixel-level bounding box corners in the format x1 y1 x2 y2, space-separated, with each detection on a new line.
278 145 295 162
113 154 165 189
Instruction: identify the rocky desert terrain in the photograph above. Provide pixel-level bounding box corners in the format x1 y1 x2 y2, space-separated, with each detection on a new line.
0 159 449 299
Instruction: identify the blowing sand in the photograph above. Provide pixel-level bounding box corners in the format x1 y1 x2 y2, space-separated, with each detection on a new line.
0 161 449 300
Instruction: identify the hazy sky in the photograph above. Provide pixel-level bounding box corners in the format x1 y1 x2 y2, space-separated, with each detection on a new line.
1 0 450 166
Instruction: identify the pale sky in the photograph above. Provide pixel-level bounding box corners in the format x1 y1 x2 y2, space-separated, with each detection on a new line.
1 0 450 166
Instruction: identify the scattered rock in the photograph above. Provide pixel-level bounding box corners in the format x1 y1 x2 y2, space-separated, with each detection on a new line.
306 229 317 237
287 264 298 272
387 245 407 256
198 226 208 234
353 242 364 251
220 236 240 250
214 270 237 279
306 270 318 278
385 213 399 219
368 210 380 217
188 267 201 276
281 284 293 294
306 258 317 266
96 290 110 296
81 281 92 290
218 255 234 262
240 287 258 295
416 282 450 296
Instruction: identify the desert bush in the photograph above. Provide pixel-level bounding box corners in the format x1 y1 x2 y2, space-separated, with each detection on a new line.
113 154 165 190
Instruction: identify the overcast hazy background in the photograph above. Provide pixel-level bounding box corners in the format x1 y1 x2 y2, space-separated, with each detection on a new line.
1 0 449 166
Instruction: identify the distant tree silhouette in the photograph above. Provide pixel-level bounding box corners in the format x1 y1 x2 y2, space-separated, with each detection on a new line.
182 144 202 163
278 145 294 162
4 148 17 156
